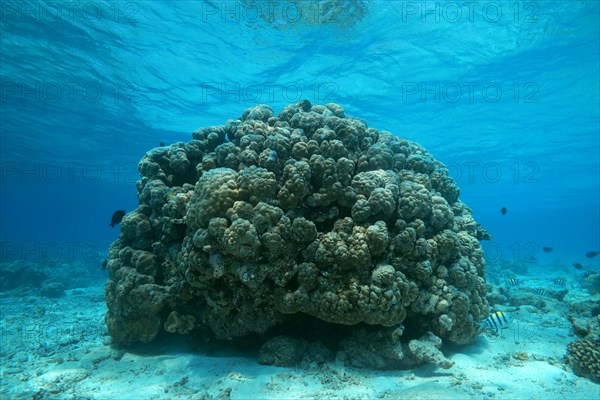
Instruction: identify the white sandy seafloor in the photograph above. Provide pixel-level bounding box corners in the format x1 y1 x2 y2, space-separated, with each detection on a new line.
1 276 599 400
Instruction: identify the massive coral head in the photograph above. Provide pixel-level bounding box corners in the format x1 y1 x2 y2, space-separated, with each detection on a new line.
105 101 490 359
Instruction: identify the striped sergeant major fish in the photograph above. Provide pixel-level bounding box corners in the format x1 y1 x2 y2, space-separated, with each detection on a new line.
535 288 547 297
481 310 512 333
553 278 566 286
507 278 520 286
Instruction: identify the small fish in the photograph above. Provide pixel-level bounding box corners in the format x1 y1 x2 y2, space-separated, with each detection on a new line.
110 210 126 228
535 288 547 296
584 273 594 282
102 259 108 270
507 278 520 286
572 262 583 270
585 251 599 258
542 247 553 253
159 141 166 146
553 277 565 286
501 207 507 215
482 310 512 332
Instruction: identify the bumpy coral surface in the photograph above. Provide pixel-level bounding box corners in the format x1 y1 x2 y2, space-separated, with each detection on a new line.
567 336 600 383
566 315 600 383
105 101 490 348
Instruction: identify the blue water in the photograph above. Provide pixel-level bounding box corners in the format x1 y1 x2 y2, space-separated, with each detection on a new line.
1 1 600 398
1 2 599 273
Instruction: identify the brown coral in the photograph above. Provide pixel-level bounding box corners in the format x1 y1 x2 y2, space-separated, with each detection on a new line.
104 101 489 353
566 315 600 383
566 336 600 383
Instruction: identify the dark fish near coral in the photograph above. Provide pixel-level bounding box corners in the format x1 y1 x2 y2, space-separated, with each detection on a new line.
585 251 599 258
501 207 507 215
159 141 166 147
507 278 520 287
102 259 108 270
572 262 583 270
110 210 126 228
553 277 565 286
542 247 553 253
482 310 512 332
